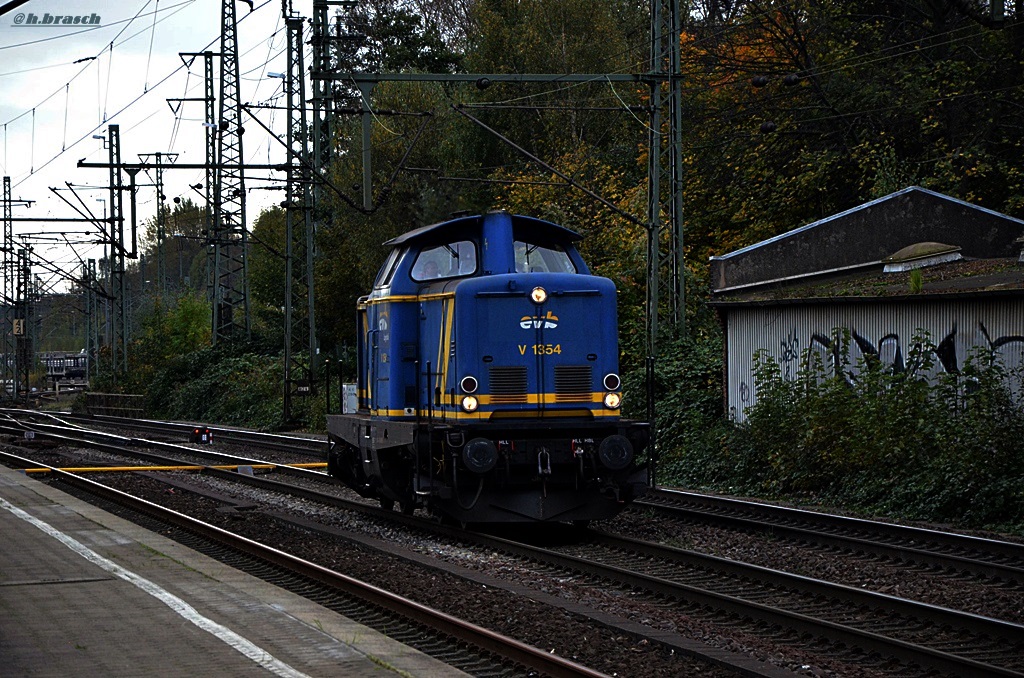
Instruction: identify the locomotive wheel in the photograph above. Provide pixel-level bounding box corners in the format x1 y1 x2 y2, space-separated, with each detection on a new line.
379 498 395 511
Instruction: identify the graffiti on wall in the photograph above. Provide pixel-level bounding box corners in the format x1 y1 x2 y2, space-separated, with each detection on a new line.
807 322 1023 375
735 320 1024 417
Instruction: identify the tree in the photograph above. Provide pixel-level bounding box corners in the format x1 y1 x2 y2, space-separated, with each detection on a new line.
674 0 1024 269
135 197 208 294
125 292 211 392
249 207 287 309
458 0 647 172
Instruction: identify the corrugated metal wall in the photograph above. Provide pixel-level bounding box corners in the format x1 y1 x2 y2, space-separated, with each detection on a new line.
725 298 1024 421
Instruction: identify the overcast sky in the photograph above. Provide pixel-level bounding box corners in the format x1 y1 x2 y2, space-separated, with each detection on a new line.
1 0 301 293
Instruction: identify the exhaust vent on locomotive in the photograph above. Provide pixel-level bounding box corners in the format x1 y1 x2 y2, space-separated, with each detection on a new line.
554 365 592 402
488 365 529 403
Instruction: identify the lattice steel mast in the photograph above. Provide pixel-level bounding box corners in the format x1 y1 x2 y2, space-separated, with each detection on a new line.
139 152 178 296
171 51 219 302
212 0 250 343
2 177 14 398
107 124 128 376
84 259 99 381
15 246 32 400
312 1 354 204
647 0 685 350
282 10 318 421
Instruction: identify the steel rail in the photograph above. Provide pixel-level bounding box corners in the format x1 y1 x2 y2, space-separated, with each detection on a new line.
0 417 815 676
578 529 1024 642
47 411 326 453
0 438 799 678
98 450 1024 678
641 488 1024 582
468 530 1024 678
0 420 328 483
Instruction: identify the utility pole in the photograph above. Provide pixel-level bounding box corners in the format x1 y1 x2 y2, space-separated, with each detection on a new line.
172 51 219 302
102 124 130 378
282 10 318 422
3 179 40 399
83 259 99 381
311 0 358 205
202 51 217 305
212 0 250 343
642 0 685 484
139 152 179 296
648 0 685 346
15 246 32 400
2 177 14 399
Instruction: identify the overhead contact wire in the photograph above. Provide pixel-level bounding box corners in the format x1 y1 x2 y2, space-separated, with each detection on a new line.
63 84 70 151
10 0 276 190
145 0 160 92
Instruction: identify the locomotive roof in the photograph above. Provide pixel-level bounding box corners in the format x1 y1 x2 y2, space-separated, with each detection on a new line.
383 211 582 247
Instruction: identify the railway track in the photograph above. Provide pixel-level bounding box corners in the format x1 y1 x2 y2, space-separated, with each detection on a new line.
0 413 756 676
535 529 1024 676
0 446 608 678
34 410 327 454
638 488 1024 584
0 410 324 472
115 463 1024 676
24 410 1024 587
5 411 1024 676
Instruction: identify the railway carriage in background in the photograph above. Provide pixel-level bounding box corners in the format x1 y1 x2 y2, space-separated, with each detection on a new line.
326 210 649 524
41 350 89 389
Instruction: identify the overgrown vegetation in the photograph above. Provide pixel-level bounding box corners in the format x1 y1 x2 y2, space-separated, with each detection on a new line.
658 330 1024 531
88 293 324 431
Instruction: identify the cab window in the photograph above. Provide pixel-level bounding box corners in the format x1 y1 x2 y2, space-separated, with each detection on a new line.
412 241 477 281
514 240 577 274
373 248 401 288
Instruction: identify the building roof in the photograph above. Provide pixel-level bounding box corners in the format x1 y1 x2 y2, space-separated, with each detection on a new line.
709 187 1024 299
709 257 1022 307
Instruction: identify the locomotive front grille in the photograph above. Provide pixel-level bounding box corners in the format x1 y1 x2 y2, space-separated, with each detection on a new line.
489 366 528 403
554 365 592 402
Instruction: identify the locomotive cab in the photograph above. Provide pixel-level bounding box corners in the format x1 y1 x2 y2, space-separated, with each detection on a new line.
327 211 649 524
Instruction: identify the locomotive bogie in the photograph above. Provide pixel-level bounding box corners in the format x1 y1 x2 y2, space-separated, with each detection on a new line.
327 418 649 522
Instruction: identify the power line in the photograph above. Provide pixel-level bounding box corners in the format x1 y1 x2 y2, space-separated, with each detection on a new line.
7 0 277 191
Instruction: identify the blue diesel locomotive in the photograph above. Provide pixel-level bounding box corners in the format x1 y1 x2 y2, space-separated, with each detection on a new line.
326 210 649 524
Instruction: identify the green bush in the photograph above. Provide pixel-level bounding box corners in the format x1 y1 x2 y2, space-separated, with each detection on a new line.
715 329 1024 529
144 342 285 429
624 321 735 489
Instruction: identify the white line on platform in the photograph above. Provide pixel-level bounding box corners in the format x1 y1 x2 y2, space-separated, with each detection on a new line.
0 496 313 678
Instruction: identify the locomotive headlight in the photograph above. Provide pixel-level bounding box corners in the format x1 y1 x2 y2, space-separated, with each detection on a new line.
530 286 548 304
461 395 479 412
603 392 622 409
603 373 621 391
460 375 478 394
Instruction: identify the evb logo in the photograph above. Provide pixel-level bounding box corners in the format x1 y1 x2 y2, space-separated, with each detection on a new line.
520 311 558 329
